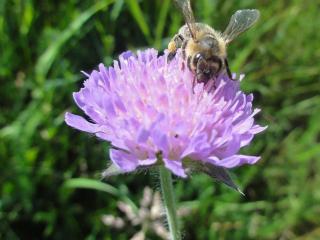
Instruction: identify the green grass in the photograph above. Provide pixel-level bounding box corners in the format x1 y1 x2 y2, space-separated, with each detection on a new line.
0 0 319 239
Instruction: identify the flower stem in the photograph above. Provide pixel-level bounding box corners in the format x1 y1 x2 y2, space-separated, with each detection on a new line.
159 166 181 240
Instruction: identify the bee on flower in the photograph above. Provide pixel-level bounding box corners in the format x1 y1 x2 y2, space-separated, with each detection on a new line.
65 49 266 181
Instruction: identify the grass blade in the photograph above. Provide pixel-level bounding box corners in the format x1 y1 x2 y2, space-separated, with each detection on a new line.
35 0 114 84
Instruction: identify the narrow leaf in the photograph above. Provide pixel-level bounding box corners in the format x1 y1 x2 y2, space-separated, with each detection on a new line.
203 164 244 195
35 0 114 84
125 0 151 43
64 178 119 195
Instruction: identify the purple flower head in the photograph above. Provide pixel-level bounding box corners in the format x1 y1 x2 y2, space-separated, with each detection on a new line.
65 49 266 178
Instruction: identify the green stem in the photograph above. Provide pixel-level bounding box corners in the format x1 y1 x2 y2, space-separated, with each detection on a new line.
159 166 181 240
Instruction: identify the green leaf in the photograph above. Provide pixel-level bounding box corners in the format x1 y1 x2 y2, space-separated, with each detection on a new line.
125 0 151 43
111 0 124 20
35 0 114 84
154 0 170 48
203 164 244 195
63 178 139 212
63 178 119 195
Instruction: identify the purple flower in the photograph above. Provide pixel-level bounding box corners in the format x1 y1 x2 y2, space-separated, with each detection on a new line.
65 49 266 178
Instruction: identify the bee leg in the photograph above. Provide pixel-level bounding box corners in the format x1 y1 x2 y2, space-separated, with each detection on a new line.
192 75 196 94
212 77 218 91
181 39 188 59
167 34 184 61
167 50 177 61
173 34 184 48
224 59 233 80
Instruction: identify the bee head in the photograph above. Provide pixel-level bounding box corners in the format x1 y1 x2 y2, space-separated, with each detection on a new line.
195 53 222 83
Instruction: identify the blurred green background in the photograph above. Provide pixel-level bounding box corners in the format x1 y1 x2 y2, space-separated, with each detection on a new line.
1 0 320 239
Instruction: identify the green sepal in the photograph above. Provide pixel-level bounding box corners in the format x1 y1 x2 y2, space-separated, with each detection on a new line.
183 158 244 195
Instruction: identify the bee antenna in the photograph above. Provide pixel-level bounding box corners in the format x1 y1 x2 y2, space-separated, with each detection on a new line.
186 23 196 39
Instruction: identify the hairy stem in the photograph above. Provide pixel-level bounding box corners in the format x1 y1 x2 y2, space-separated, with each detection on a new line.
159 166 181 240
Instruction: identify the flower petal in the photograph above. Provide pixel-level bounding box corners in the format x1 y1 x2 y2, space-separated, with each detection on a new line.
138 157 157 166
151 130 169 155
137 128 150 143
110 149 138 172
208 155 260 168
65 112 98 133
65 49 266 177
163 159 187 178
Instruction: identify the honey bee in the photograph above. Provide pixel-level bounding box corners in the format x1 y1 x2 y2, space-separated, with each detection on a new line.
168 0 260 87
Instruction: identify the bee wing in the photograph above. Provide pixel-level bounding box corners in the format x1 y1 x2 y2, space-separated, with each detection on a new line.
223 9 260 43
174 0 197 39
